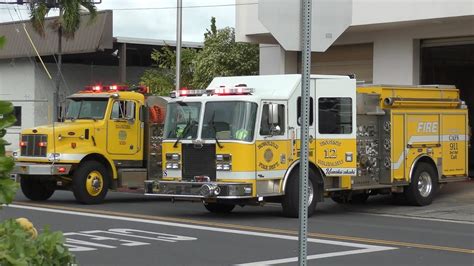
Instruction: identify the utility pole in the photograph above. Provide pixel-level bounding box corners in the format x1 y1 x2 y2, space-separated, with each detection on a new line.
299 0 312 264
175 0 182 93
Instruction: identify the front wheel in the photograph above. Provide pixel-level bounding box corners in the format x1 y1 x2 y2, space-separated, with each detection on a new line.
282 167 319 218
204 203 235 214
20 175 55 201
72 161 109 204
404 162 438 206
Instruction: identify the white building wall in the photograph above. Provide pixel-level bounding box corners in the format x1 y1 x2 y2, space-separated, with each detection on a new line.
236 0 474 85
1 60 147 151
0 59 36 151
351 0 474 26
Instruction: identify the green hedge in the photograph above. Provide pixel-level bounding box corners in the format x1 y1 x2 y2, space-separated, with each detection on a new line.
0 100 76 265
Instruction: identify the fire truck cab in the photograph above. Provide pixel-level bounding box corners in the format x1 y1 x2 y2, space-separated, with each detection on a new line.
145 74 469 217
13 85 167 204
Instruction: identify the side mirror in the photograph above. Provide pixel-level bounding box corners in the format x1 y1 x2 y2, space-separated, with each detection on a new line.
139 105 146 122
268 103 279 125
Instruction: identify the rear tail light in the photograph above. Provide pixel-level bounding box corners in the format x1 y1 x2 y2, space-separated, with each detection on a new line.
20 141 27 147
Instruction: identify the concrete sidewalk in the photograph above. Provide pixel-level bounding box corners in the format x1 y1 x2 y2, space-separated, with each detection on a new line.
327 179 474 222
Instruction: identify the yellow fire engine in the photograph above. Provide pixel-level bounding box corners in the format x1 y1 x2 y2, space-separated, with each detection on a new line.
12 85 167 204
145 74 469 217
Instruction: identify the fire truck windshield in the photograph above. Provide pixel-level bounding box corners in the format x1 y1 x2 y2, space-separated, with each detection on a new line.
164 102 201 139
65 98 108 120
202 101 257 142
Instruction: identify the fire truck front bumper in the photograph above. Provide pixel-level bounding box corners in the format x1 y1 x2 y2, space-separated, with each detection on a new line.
144 180 254 199
12 162 73 176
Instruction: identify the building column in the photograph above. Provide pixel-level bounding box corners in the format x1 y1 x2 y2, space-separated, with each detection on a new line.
259 44 298 75
373 36 420 85
119 43 127 83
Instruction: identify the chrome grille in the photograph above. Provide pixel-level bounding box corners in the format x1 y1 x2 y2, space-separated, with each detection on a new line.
20 134 47 157
182 144 216 181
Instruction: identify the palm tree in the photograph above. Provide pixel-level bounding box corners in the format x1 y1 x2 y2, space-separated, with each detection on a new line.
29 0 99 121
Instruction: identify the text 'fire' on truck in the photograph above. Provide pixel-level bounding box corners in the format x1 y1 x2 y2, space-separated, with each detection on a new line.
144 74 469 217
12 85 168 204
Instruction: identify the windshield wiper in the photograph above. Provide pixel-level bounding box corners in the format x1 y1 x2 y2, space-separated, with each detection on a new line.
77 116 98 121
173 119 196 148
210 111 223 148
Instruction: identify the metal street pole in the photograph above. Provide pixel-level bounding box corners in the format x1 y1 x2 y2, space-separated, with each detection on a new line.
299 0 312 265
175 0 182 92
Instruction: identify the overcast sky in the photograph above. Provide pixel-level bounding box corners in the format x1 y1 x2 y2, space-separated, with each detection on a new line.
0 0 236 42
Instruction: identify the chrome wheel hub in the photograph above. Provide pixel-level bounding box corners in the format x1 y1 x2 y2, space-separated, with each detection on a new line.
91 177 101 191
308 180 314 205
417 172 432 198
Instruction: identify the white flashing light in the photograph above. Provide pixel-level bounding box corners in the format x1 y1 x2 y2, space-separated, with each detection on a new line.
211 85 254 96
179 89 206 97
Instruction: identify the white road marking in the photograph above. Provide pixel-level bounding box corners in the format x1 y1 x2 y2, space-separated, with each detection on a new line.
7 204 396 263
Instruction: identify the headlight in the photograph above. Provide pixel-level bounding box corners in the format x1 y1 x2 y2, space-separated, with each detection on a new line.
216 154 232 171
216 163 231 171
216 154 231 161
166 162 180 170
166 153 180 161
48 153 61 162
165 153 181 169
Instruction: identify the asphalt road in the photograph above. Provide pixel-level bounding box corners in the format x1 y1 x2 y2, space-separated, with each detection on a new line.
2 180 473 265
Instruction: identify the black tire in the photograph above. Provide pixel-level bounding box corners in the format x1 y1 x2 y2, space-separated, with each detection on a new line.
351 193 370 204
204 203 235 214
282 167 319 218
20 175 55 201
404 162 438 206
331 193 369 204
72 161 109 204
331 196 345 204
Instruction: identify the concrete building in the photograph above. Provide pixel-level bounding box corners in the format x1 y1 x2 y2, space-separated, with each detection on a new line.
0 10 202 151
236 0 474 173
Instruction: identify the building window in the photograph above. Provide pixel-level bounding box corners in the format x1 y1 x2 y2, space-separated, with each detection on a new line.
318 97 352 134
13 106 21 127
297 97 314 126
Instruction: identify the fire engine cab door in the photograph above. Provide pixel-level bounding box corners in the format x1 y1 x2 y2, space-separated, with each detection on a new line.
256 101 289 193
107 100 141 155
314 78 357 177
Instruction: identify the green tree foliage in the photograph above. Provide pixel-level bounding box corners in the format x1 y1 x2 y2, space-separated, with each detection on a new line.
192 17 259 89
29 0 97 38
0 101 75 264
0 220 75 265
141 46 198 96
0 101 17 206
140 17 259 95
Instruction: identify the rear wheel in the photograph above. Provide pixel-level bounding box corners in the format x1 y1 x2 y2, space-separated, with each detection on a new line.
20 175 55 201
351 193 370 204
72 161 109 204
282 167 318 218
331 192 369 204
404 162 438 206
204 203 235 214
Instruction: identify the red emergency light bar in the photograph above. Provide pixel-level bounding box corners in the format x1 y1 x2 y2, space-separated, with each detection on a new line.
82 85 149 94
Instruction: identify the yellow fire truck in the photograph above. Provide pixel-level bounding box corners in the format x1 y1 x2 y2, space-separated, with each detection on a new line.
144 74 469 217
12 85 167 204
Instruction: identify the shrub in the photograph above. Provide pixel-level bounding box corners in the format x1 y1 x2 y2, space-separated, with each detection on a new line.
0 219 76 265
0 100 75 265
